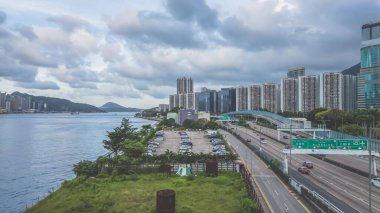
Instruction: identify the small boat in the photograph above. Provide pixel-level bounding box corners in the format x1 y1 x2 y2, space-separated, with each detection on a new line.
70 112 80 115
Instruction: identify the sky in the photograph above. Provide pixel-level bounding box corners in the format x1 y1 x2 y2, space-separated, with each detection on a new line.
0 0 379 108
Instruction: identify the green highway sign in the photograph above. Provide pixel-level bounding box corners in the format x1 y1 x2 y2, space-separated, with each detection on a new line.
291 138 368 150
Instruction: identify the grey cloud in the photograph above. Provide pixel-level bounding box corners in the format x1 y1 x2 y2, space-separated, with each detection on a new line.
69 82 98 89
0 11 6 24
165 0 219 29
109 11 204 48
0 58 37 82
219 16 290 51
16 26 38 40
47 15 89 32
0 27 12 38
16 80 60 90
133 83 149 91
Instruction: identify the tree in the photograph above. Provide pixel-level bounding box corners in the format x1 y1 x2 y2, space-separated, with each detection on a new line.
122 141 145 158
307 108 327 123
204 121 219 130
183 119 194 129
73 160 98 177
338 124 365 136
103 118 138 156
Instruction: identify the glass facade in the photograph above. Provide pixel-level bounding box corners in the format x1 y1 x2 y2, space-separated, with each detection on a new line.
198 90 217 113
362 28 371 41
217 88 236 114
361 45 380 68
358 22 380 109
357 69 380 109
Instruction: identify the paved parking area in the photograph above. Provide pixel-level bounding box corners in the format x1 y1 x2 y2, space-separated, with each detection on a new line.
155 130 211 154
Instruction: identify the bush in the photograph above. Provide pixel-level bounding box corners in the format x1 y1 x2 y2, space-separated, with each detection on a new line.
129 174 139 181
96 172 109 179
73 160 98 177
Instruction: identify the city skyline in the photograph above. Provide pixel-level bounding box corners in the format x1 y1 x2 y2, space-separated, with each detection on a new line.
0 1 379 108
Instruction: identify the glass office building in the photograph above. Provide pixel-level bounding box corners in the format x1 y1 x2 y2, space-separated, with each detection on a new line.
217 88 236 114
358 21 380 109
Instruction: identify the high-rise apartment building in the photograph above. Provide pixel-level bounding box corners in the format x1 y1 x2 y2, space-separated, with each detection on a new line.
319 72 357 111
287 67 305 79
0 92 6 109
280 78 298 112
358 21 380 109
261 83 277 113
169 94 179 110
298 75 319 112
158 104 169 112
217 88 236 113
177 77 193 94
236 86 249 111
319 72 342 110
248 85 261 110
342 75 357 111
170 77 195 110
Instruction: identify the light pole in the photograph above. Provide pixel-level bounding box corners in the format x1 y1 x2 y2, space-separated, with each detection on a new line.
369 116 374 213
290 119 292 167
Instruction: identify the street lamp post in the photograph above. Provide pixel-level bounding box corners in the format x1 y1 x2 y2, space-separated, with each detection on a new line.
369 116 374 213
290 119 293 167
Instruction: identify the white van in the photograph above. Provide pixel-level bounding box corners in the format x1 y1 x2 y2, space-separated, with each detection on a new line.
371 178 380 188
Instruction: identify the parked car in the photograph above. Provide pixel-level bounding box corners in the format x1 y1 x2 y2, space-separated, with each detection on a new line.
302 161 313 169
246 139 251 142
371 178 380 188
283 135 289 139
298 166 311 174
260 140 267 144
284 145 292 149
377 167 380 173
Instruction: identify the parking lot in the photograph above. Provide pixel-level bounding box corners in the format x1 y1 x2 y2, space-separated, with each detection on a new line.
155 131 211 154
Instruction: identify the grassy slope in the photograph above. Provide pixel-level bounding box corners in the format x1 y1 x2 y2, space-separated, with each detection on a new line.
26 172 252 213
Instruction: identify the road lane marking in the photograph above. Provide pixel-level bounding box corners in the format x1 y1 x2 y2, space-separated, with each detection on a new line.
274 190 279 196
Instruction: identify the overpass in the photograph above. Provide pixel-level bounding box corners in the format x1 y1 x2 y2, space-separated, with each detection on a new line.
220 110 299 126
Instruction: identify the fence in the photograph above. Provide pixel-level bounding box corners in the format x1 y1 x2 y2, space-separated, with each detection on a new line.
239 163 265 213
112 161 237 174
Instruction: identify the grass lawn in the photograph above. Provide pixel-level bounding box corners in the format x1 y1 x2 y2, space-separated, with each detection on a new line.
26 172 256 213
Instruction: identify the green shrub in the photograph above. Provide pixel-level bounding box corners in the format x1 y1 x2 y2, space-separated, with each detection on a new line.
73 160 98 177
129 174 139 181
96 172 109 179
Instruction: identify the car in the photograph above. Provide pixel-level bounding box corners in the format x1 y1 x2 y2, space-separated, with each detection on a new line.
284 145 292 149
260 137 265 141
298 166 310 174
377 167 380 173
260 140 267 144
371 178 380 188
302 161 313 169
283 135 289 139
246 139 251 142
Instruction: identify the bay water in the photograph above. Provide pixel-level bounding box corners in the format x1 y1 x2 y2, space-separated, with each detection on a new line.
0 112 156 212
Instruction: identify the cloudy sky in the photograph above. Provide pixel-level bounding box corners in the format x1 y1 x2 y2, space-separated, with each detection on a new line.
0 0 379 108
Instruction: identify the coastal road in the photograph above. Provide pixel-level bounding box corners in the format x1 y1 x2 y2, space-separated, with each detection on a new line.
231 124 380 213
221 129 309 213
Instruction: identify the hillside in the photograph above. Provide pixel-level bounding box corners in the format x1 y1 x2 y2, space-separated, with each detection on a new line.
100 102 142 112
12 92 104 112
341 63 360 76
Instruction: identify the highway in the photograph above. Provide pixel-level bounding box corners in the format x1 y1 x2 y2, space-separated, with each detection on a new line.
229 123 380 213
221 129 309 213
262 124 380 176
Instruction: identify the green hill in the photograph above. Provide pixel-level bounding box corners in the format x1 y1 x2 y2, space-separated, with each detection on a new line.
99 102 142 112
12 92 104 113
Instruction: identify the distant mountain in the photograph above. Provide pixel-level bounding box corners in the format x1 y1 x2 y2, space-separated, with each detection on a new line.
341 63 360 76
100 102 142 112
11 92 104 112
